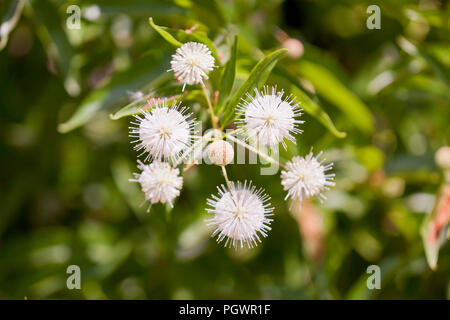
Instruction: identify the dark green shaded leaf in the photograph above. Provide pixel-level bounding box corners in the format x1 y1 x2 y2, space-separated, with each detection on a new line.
59 53 170 133
30 0 73 76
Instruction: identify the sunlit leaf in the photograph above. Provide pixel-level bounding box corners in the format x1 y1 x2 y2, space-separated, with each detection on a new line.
297 60 374 135
148 17 218 61
221 48 287 127
149 17 183 47
216 35 237 114
274 67 346 139
110 89 202 120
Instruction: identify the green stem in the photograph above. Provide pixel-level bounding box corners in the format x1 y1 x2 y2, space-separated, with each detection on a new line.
221 165 233 192
227 135 286 169
173 131 213 168
220 128 242 139
201 83 219 129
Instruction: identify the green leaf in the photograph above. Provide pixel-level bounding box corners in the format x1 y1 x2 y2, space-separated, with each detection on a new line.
297 60 374 135
110 89 203 120
110 94 173 121
30 0 73 76
221 48 287 127
0 0 26 51
148 17 183 48
419 48 450 88
420 184 449 270
148 18 219 62
58 53 170 133
216 36 237 113
274 67 346 138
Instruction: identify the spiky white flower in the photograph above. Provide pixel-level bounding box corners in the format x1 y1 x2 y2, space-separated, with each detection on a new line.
129 101 196 162
237 86 303 150
131 160 183 208
169 42 215 90
281 151 335 202
206 181 274 249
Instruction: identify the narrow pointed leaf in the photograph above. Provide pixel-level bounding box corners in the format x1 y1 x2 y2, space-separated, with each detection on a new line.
221 48 287 126
274 67 346 138
148 17 183 47
110 89 203 120
30 0 73 76
148 18 218 61
110 94 178 120
298 60 374 135
216 36 237 113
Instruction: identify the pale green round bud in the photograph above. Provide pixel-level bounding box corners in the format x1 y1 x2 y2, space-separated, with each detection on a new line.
435 146 450 169
208 140 234 166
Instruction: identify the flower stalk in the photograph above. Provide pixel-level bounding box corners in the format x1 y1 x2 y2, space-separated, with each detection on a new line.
201 84 219 130
227 135 286 170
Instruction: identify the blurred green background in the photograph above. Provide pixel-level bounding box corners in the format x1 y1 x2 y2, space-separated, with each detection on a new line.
0 0 449 299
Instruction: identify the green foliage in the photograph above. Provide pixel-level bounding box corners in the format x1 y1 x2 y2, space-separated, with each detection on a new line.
59 53 171 132
216 36 237 113
274 67 346 138
221 48 288 127
0 0 449 300
297 60 374 135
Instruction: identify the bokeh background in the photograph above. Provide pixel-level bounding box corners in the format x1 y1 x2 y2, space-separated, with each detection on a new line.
1 0 449 299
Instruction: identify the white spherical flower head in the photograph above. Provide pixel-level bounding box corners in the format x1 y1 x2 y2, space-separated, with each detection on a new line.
206 181 274 249
237 86 303 150
281 151 335 202
130 101 196 162
131 160 183 208
169 42 215 90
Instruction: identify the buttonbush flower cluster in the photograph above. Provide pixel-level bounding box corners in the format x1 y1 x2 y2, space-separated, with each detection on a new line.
126 32 335 249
